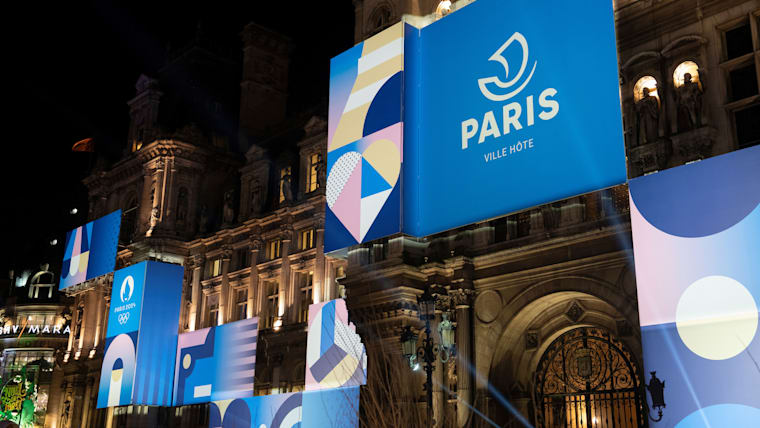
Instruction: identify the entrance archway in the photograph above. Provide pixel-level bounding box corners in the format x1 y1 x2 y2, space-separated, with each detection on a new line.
534 327 645 428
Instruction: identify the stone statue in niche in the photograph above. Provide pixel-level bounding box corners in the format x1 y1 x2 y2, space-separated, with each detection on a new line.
198 204 208 234
250 180 262 215
315 154 326 189
676 72 703 131
636 87 660 145
146 207 159 237
223 189 235 225
281 170 293 203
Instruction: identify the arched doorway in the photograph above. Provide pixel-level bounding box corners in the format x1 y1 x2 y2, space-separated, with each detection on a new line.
534 327 645 428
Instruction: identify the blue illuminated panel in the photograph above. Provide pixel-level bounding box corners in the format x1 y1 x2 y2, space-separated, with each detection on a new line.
97 261 183 408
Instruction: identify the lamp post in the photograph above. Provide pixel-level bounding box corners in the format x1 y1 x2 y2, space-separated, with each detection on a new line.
400 287 456 427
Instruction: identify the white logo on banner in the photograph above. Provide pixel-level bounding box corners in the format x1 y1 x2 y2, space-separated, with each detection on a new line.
118 313 130 325
477 32 537 102
461 32 559 151
120 275 134 303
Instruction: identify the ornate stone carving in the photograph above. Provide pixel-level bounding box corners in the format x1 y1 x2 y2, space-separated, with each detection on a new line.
671 126 716 163
565 301 584 322
221 246 233 261
191 253 205 268
628 138 672 175
450 288 474 308
525 331 539 350
280 222 294 241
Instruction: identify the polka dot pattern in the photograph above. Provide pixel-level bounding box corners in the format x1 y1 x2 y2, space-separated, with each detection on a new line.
326 152 361 208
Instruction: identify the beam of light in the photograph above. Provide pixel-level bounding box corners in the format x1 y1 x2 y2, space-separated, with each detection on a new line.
455 351 534 428
651 324 711 427
432 377 500 428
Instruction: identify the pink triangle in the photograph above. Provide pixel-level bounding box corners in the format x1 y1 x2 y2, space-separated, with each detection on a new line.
330 160 362 242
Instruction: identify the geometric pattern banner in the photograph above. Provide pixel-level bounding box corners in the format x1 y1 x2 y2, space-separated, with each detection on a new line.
173 317 259 406
326 22 404 252
629 145 760 426
60 209 121 289
209 386 359 428
305 299 366 391
97 261 184 408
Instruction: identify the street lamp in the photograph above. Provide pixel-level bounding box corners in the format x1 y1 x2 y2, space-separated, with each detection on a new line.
646 371 666 421
399 287 455 426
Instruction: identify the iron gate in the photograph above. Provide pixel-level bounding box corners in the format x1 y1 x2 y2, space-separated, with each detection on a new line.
534 327 646 428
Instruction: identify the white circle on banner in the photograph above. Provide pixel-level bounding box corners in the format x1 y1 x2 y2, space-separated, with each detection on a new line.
676 275 758 360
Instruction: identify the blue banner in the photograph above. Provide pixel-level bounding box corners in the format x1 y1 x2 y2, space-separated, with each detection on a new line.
629 145 760 426
97 261 183 408
404 0 626 236
209 386 360 428
60 210 121 289
173 317 259 406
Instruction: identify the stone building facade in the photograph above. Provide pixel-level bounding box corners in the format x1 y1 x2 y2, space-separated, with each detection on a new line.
47 1 759 427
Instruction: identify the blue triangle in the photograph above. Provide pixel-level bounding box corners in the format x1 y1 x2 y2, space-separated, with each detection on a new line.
361 158 392 198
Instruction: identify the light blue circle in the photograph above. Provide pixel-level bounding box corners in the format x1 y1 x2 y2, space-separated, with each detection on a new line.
675 404 760 428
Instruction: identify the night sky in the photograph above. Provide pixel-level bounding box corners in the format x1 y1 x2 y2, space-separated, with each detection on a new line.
4 1 355 281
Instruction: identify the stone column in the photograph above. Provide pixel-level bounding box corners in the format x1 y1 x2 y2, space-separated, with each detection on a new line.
163 158 177 231
91 285 104 353
280 223 293 324
314 217 327 302
453 289 474 428
79 377 93 428
432 313 445 427
248 235 262 318
139 167 154 235
189 254 204 331
219 247 232 326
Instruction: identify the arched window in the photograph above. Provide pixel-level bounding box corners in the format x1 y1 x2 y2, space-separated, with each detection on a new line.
633 75 659 103
369 5 393 35
673 61 701 89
